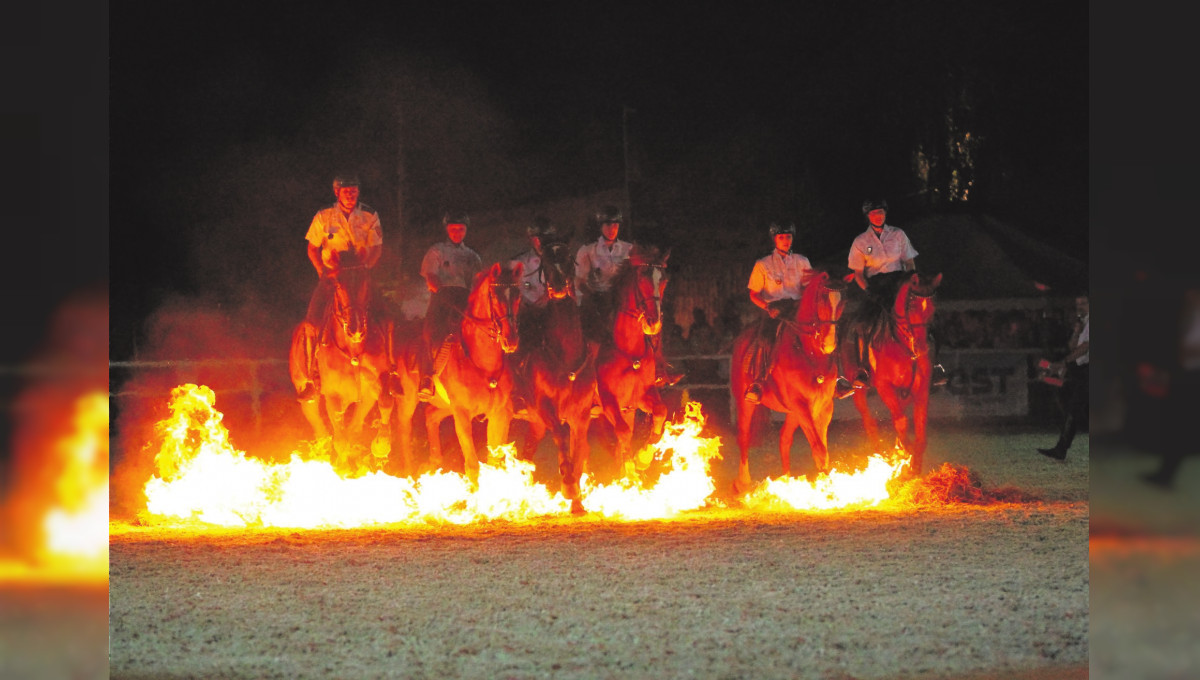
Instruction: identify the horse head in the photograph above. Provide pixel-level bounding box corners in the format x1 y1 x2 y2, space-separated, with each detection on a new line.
894 271 942 351
474 261 523 354
623 245 670 336
540 237 576 301
329 251 372 365
796 269 847 355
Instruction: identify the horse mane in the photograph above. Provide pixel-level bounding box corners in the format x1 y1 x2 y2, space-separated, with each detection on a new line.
852 270 913 346
610 243 666 291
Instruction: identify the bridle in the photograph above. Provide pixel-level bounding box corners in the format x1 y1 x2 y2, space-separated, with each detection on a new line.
328 264 370 363
463 277 520 350
620 263 666 328
893 286 936 360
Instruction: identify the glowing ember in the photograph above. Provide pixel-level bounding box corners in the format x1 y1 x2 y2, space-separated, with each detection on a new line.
139 385 730 528
579 400 723 519
742 447 911 511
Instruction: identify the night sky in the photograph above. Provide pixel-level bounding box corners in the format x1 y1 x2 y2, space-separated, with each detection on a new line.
110 0 1089 360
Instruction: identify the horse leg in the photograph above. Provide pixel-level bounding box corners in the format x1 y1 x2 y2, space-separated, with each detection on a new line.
908 380 930 476
779 412 802 477
618 407 638 482
453 408 481 484
371 386 394 468
636 388 667 471
425 405 450 472
875 382 908 455
790 408 829 477
565 418 590 515
298 395 329 441
485 410 513 467
734 398 758 495
852 388 882 453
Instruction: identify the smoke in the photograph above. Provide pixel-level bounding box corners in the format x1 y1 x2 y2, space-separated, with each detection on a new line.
0 283 108 566
110 291 310 521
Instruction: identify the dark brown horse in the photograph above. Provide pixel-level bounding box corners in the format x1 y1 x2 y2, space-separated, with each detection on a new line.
730 270 847 493
595 245 670 482
845 271 942 475
391 262 523 482
512 238 598 513
288 260 395 473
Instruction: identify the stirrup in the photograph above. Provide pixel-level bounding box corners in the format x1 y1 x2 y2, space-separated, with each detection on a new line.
834 377 855 400
852 370 871 390
931 364 948 387
417 377 434 401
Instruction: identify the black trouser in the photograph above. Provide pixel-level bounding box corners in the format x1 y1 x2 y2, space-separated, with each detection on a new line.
745 302 793 384
421 287 469 376
1053 363 1090 452
1149 368 1199 480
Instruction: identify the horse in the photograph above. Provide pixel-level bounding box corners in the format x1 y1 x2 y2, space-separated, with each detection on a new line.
729 270 847 493
512 237 599 514
288 256 395 474
844 270 943 475
595 245 670 482
391 262 523 482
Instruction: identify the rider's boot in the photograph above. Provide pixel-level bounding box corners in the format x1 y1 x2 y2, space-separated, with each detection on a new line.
852 368 872 390
298 327 319 401
654 357 685 387
417 343 435 402
744 381 764 405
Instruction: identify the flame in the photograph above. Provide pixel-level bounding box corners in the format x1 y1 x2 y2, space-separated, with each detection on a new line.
742 447 911 512
1 392 110 582
578 400 723 519
138 385 731 528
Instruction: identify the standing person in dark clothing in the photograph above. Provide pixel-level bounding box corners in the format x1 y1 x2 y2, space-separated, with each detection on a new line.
1139 285 1200 489
1038 294 1090 460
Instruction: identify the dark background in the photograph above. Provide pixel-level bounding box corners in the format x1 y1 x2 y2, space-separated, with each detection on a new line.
109 0 1087 361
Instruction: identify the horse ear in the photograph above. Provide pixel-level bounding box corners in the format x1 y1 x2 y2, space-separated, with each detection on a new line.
931 272 943 288
842 272 856 283
512 261 525 278
662 247 671 264
489 262 502 279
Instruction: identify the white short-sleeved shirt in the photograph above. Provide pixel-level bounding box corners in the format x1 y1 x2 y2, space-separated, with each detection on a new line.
847 224 918 279
1075 316 1089 366
575 237 632 293
511 249 546 306
305 203 382 270
420 241 483 289
747 250 813 303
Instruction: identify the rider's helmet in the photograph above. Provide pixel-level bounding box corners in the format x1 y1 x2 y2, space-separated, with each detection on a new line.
595 205 623 225
768 222 796 236
442 210 471 227
526 216 558 239
861 198 889 215
332 173 360 192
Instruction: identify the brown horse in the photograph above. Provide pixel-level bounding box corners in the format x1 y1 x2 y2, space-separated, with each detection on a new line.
513 237 598 513
730 270 847 493
845 271 942 475
595 245 670 482
391 262 523 482
288 260 395 473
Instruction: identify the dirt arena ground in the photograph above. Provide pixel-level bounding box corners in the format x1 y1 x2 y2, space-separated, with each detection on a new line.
106 421 1094 679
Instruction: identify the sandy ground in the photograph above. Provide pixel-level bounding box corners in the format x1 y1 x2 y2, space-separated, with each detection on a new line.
1089 437 1200 680
106 423 1093 679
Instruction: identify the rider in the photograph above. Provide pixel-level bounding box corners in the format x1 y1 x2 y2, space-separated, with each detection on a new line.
743 222 813 404
417 210 483 401
836 198 946 399
574 205 683 387
297 172 383 399
508 216 558 415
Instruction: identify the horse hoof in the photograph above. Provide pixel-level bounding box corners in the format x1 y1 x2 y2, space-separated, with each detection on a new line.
570 499 586 516
732 477 752 496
